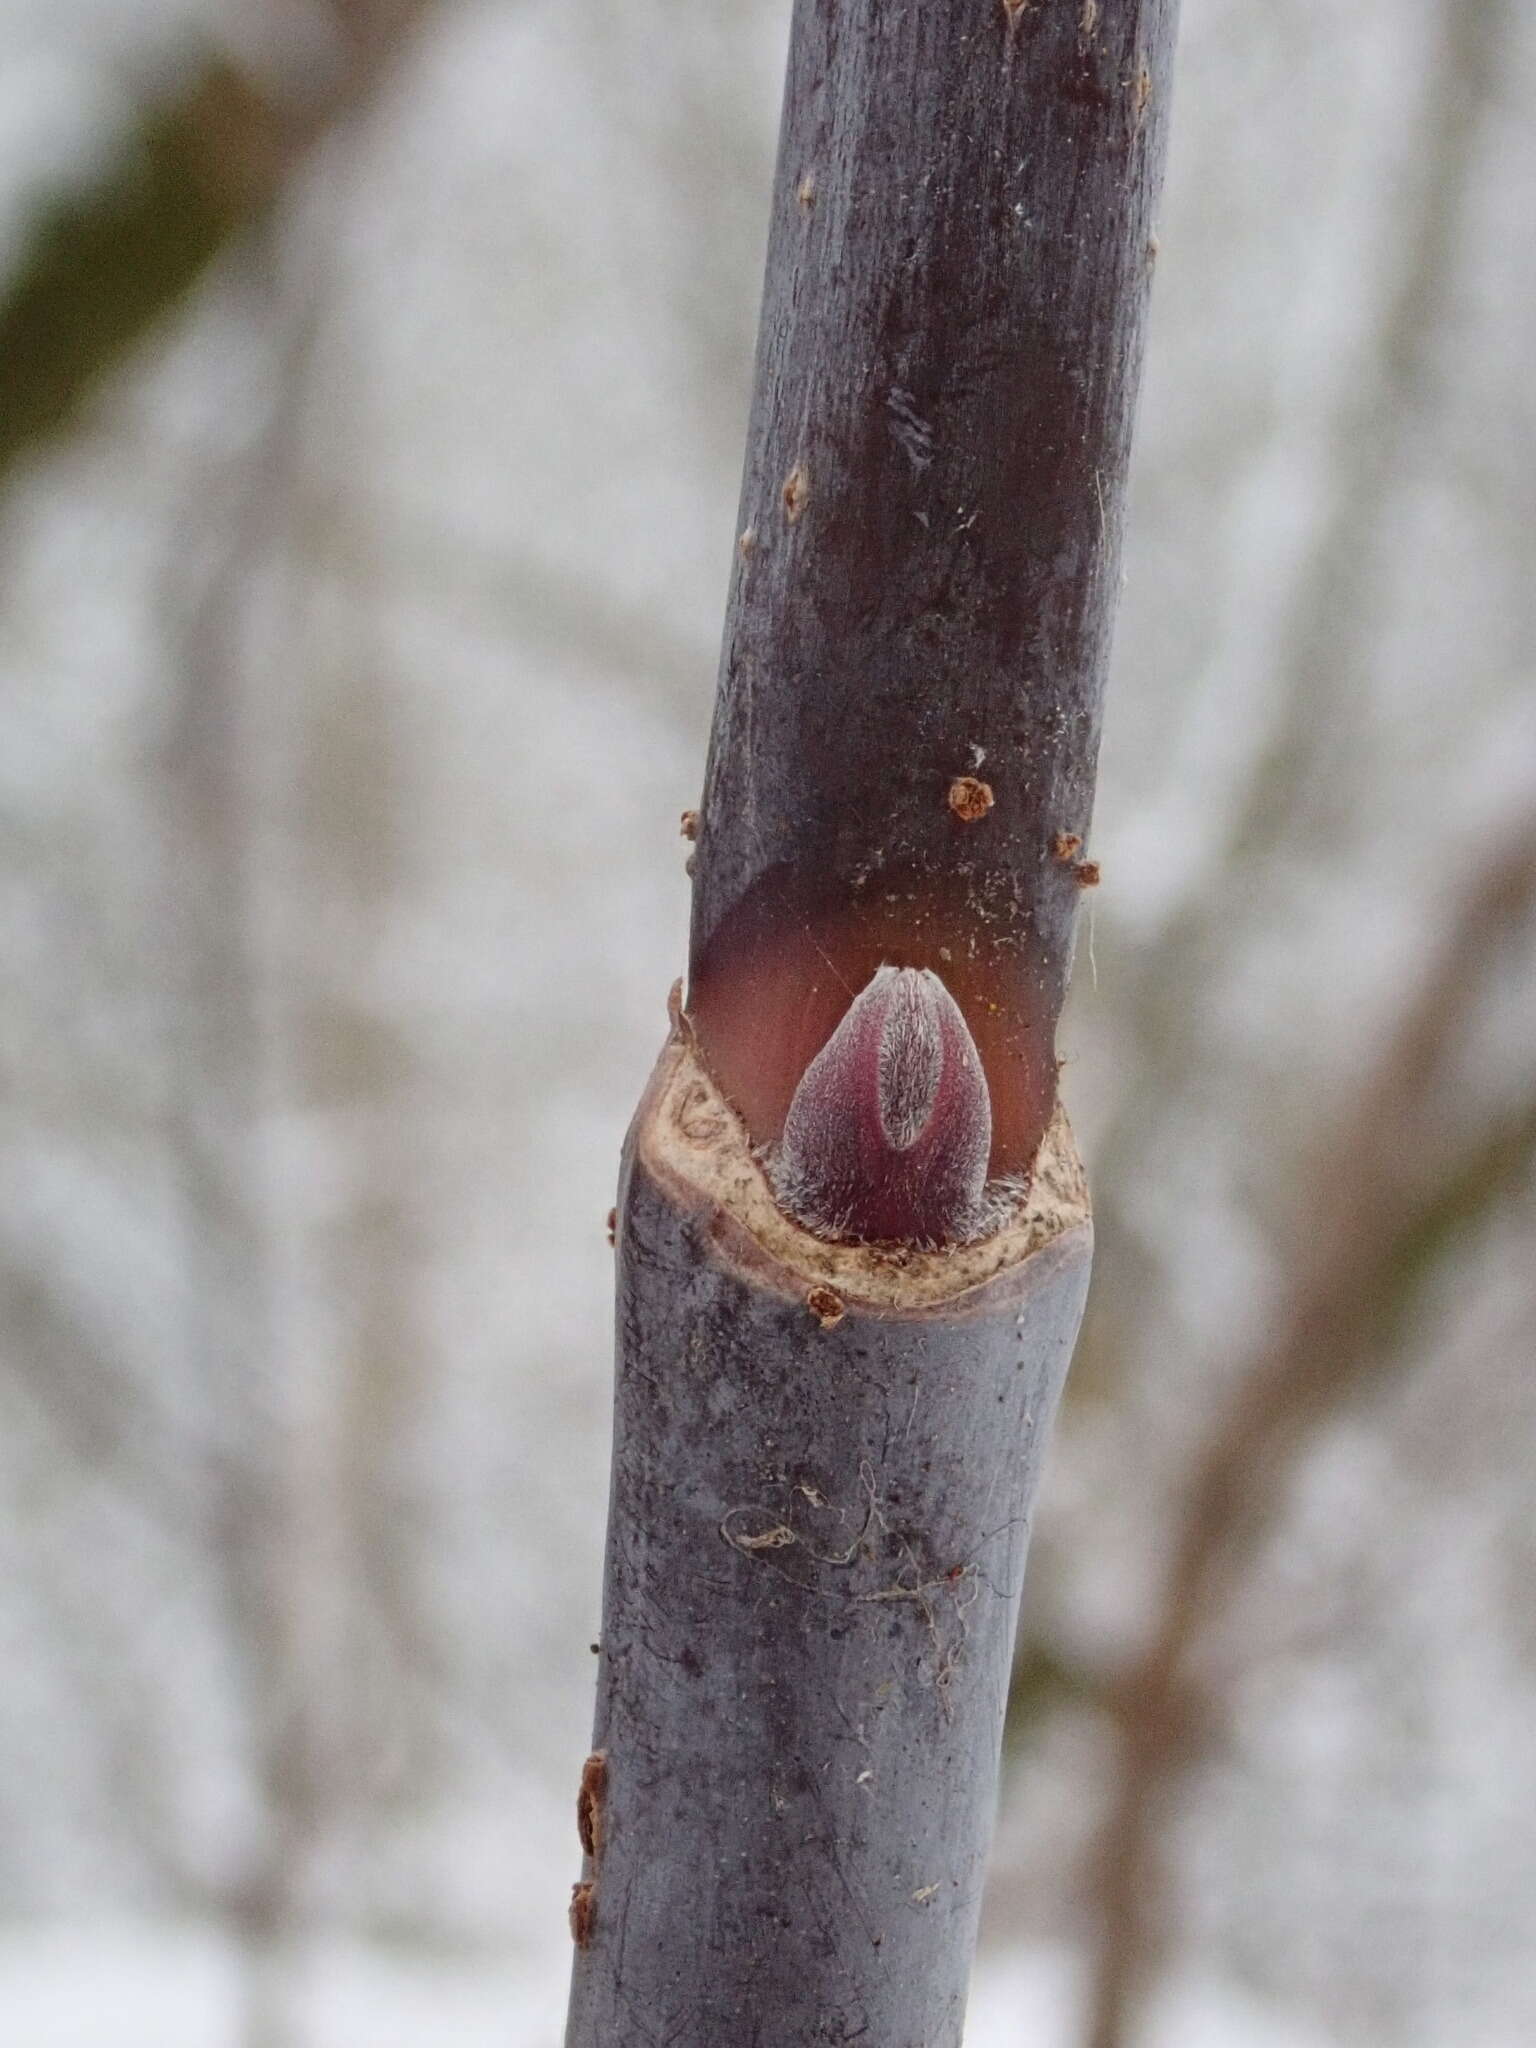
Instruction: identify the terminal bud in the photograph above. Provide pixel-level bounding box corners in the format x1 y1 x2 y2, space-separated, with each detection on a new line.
771 966 992 1246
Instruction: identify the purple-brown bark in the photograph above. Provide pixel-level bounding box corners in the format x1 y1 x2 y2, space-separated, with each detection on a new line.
565 2 1177 2040
690 0 1176 1176
565 1026 1092 2047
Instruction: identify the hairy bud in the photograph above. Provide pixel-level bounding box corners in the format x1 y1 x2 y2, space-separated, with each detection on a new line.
771 966 992 1246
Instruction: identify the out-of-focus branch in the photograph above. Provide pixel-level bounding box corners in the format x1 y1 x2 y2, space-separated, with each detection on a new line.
0 1245 209 1535
161 282 322 2048
1082 812 1536 2048
133 17 434 2043
1178 0 1512 887
332 513 716 707
1080 0 1514 1235
0 0 434 481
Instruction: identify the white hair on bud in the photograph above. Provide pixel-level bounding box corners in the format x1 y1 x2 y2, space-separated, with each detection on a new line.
876 966 943 1149
769 962 995 1247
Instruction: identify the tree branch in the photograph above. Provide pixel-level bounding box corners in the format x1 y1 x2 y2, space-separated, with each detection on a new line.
1082 810 1536 2048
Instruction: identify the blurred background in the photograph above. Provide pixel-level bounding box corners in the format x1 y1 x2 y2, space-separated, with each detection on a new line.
1 0 1533 2042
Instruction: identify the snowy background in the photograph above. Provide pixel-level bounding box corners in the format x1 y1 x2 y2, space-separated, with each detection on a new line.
1 1 1533 2043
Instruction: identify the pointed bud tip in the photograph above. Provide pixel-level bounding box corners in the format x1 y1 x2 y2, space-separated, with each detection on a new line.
772 964 992 1246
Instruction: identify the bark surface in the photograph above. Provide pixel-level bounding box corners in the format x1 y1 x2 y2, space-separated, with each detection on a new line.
566 0 1178 2037
689 0 1177 1173
565 1028 1091 2047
